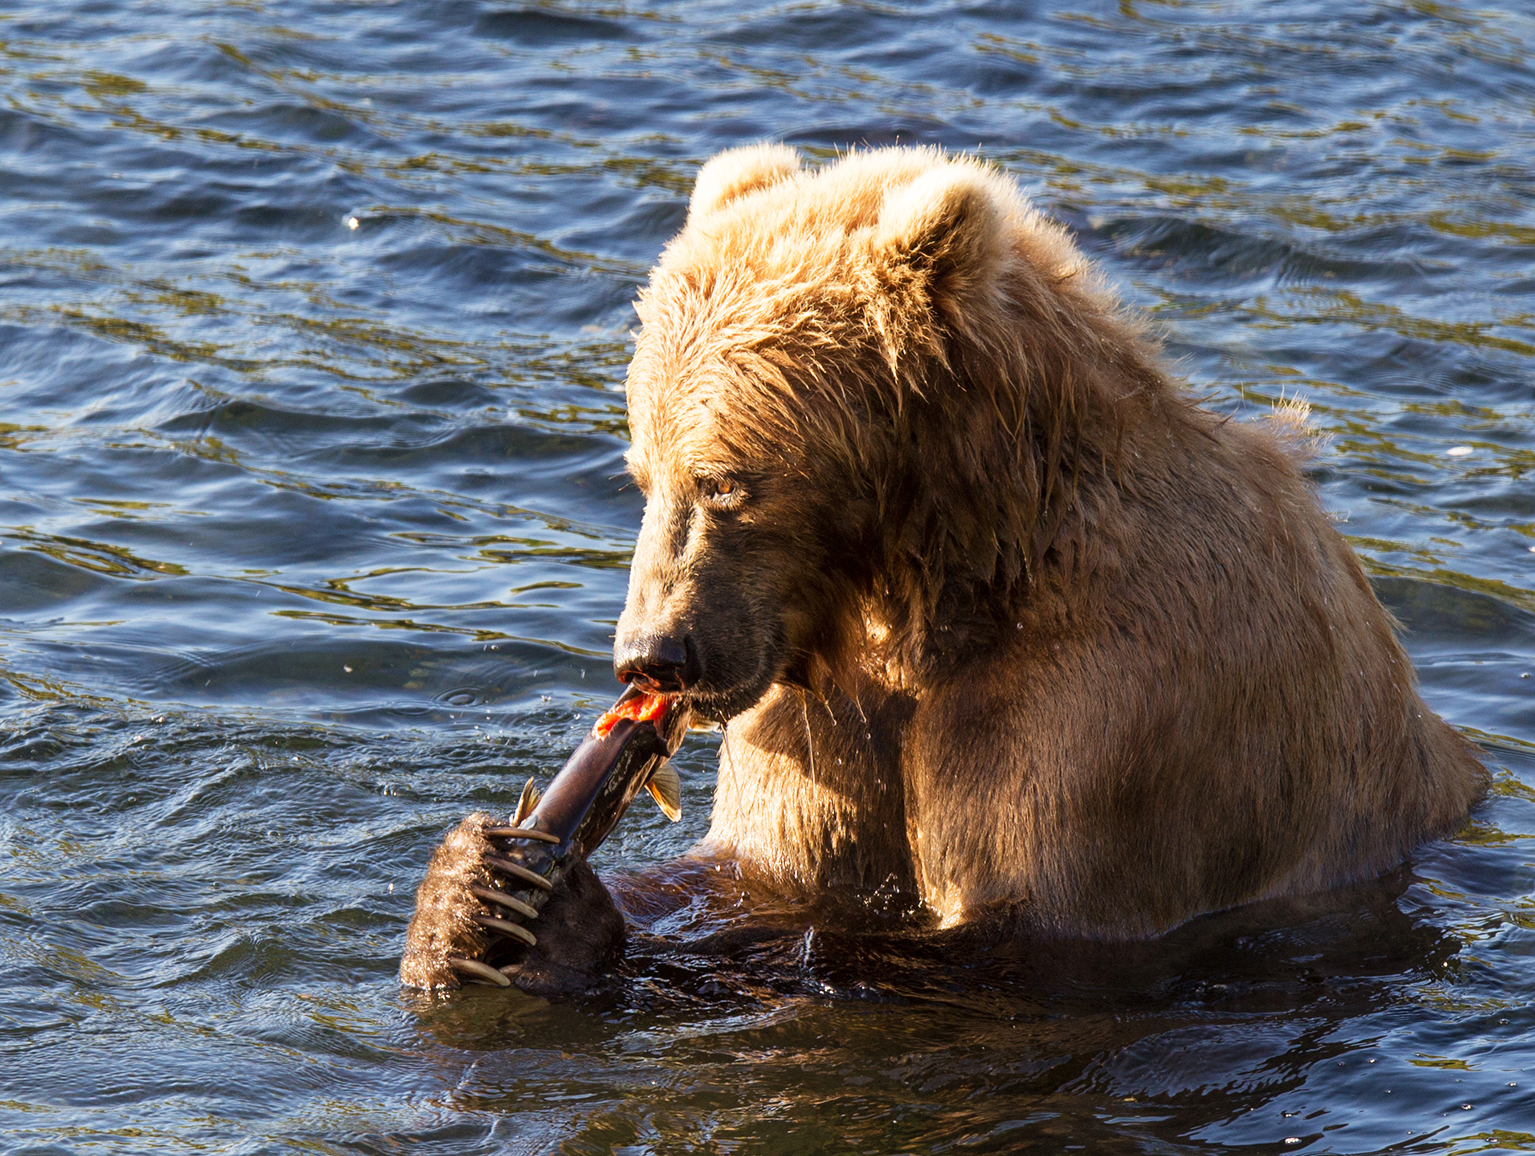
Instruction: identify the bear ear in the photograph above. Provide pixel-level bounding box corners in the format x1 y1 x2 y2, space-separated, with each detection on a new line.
872 165 1007 295
689 143 802 223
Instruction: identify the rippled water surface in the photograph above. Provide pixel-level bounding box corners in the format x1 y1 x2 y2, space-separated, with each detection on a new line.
2 1 1534 1152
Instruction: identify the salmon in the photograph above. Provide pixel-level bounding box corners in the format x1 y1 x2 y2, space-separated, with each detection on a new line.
460 685 691 961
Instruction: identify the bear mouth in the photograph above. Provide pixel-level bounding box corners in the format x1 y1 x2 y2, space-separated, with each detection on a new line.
616 619 792 726
678 639 787 725
683 681 773 725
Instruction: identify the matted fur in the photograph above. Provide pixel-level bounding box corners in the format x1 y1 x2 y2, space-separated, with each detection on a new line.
399 812 498 989
616 144 1487 938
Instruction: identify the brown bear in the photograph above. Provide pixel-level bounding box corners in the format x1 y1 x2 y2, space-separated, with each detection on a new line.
400 145 1486 992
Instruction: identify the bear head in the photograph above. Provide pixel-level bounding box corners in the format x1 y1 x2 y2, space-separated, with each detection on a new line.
614 144 1119 721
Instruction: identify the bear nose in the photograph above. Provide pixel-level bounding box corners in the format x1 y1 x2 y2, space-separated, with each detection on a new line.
614 632 697 694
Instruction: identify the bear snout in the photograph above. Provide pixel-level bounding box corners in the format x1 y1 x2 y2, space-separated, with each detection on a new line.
614 629 699 694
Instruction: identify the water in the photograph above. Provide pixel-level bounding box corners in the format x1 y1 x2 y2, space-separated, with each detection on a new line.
1 0 1532 1151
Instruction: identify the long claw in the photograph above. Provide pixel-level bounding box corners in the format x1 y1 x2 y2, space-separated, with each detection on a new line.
474 913 538 946
485 855 554 891
449 956 512 987
482 825 560 844
471 884 539 919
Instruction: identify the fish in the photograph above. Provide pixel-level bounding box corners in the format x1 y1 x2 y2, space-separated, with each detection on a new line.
446 684 690 981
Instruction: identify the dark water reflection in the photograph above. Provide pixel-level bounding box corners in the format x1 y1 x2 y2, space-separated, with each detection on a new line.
1 0 1532 1152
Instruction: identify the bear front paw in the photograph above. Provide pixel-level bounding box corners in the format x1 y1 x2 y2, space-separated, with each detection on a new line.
399 812 625 994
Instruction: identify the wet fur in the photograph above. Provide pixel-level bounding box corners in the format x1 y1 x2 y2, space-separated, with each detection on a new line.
619 145 1487 937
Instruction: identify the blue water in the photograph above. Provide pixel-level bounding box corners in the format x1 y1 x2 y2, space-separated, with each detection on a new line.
1 1 1533 1152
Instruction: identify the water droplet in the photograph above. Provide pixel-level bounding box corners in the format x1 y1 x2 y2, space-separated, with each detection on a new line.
1447 445 1472 456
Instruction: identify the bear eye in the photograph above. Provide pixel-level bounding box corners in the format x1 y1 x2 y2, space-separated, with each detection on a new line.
701 476 746 511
